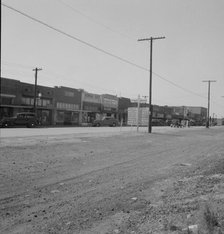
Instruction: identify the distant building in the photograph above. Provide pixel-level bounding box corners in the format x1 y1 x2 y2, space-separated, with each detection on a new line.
101 94 118 118
216 118 224 126
54 86 82 126
0 77 208 127
0 77 54 125
21 81 55 125
0 77 21 118
81 91 102 125
186 106 207 121
127 105 207 126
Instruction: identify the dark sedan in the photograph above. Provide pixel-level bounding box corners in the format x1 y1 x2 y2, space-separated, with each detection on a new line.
0 112 40 128
92 117 119 127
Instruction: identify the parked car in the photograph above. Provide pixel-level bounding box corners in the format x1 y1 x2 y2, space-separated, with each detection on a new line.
0 112 40 128
151 119 166 126
92 117 119 127
170 119 182 128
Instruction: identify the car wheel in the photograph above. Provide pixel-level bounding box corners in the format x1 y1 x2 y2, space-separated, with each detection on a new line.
112 122 116 127
3 122 8 128
27 122 36 128
96 123 100 127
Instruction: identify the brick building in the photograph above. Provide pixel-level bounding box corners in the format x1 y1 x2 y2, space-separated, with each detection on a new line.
53 86 82 125
0 77 208 126
101 94 119 118
81 91 102 125
0 77 54 125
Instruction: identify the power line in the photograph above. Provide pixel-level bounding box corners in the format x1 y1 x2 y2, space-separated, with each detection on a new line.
55 0 134 40
152 71 207 99
2 61 139 96
2 61 208 102
2 3 147 72
1 3 214 103
2 61 34 69
3 63 224 109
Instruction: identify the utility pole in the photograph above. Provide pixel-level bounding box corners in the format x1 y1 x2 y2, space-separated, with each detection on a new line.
202 80 216 128
138 37 165 133
137 94 141 132
33 68 42 114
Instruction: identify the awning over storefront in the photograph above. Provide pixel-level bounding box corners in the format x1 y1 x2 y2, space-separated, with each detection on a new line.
0 94 16 98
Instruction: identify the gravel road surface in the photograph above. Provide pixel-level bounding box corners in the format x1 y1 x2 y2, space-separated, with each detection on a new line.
0 126 224 233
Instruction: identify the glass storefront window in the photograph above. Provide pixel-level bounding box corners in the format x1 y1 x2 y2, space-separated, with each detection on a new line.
22 97 31 105
37 99 42 106
56 102 79 110
71 112 79 123
56 111 64 122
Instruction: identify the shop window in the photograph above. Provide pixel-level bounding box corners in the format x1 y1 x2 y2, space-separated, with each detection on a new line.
37 99 42 106
42 99 51 106
56 111 64 122
71 112 79 123
22 97 31 105
42 99 47 106
56 102 79 110
1 97 14 105
65 91 74 97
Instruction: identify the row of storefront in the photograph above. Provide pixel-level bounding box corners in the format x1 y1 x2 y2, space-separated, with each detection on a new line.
0 77 131 126
0 77 208 126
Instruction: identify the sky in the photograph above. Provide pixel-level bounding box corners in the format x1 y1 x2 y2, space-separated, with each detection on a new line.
2 0 224 117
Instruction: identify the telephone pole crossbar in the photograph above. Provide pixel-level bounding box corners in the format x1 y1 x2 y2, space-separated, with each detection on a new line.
202 80 216 128
138 37 165 42
138 36 165 133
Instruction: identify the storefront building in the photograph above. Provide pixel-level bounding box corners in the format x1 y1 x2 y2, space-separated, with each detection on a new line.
0 78 21 118
54 86 82 126
1 77 208 127
81 91 102 125
101 94 118 119
0 77 54 125
20 82 54 125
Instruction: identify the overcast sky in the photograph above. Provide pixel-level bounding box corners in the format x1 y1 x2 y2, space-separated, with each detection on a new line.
2 0 224 117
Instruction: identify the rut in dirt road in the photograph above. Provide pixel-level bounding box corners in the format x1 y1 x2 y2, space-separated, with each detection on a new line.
1 127 224 233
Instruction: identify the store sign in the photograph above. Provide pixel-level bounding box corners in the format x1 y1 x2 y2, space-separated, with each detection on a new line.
131 99 147 103
103 98 118 108
83 92 101 104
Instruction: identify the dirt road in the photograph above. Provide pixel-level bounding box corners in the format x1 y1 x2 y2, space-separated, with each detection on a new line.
1 127 224 233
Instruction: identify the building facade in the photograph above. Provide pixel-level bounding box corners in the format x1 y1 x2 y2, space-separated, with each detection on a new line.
0 78 21 118
101 94 119 118
54 86 82 125
20 82 55 125
81 91 102 125
1 77 209 126
0 77 54 125
127 105 208 126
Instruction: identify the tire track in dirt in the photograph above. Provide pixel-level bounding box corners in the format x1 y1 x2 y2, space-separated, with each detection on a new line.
1 127 224 233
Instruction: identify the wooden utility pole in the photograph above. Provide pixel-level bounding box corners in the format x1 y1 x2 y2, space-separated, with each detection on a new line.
202 80 216 128
33 68 42 113
138 37 165 133
137 95 140 132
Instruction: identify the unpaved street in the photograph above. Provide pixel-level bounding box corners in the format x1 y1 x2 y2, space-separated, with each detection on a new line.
0 126 224 233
